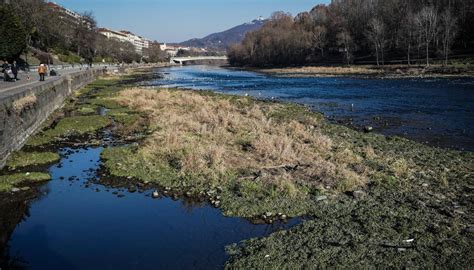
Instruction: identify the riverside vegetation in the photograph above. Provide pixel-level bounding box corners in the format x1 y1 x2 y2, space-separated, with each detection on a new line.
1 71 472 267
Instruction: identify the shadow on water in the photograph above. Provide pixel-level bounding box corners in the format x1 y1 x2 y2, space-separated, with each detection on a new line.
2 147 302 269
148 65 474 151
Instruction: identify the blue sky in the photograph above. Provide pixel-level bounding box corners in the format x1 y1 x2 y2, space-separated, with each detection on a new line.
53 0 330 43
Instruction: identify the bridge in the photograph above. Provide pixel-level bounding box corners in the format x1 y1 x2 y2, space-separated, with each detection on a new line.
170 56 228 65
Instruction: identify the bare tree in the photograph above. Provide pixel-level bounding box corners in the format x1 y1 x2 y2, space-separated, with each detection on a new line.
415 6 438 66
337 29 353 65
73 11 97 64
439 10 458 66
366 18 386 66
312 25 327 58
400 12 417 66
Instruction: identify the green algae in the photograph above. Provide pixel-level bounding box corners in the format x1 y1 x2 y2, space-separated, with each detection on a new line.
27 115 110 146
85 98 123 109
76 104 98 114
106 108 141 126
0 172 51 192
225 181 474 268
6 152 60 170
101 145 317 218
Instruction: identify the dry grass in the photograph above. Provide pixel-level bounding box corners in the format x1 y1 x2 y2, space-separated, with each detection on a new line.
261 66 383 76
12 94 37 113
113 88 373 192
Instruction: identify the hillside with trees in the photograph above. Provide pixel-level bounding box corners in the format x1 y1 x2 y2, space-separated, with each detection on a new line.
228 0 474 67
0 0 165 65
180 18 267 50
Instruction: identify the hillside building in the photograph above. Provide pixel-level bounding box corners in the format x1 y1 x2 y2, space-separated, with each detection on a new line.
98 28 151 54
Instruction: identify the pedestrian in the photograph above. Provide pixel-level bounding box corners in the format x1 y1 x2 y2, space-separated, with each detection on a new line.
2 60 10 82
11 61 18 81
38 63 47 81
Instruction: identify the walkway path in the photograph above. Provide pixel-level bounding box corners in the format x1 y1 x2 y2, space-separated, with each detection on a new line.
0 67 97 94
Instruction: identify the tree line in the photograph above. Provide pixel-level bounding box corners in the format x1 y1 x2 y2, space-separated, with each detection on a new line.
228 0 474 67
0 0 165 65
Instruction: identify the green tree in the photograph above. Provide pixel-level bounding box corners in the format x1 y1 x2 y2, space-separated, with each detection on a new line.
0 5 27 60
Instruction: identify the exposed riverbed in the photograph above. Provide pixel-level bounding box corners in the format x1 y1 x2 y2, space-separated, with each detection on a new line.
147 65 474 151
1 67 472 269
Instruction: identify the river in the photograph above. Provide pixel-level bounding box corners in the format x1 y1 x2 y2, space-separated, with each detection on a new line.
2 65 473 269
147 65 474 151
3 147 300 269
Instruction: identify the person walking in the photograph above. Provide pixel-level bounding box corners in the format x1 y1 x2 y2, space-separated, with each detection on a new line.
38 63 47 81
2 60 10 82
11 61 18 81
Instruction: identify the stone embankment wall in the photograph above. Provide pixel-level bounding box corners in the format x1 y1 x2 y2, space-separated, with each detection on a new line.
0 69 105 168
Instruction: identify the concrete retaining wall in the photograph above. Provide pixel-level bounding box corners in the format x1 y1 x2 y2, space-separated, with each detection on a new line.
0 69 105 169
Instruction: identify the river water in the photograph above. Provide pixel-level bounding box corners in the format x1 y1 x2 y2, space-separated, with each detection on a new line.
2 65 473 269
4 147 300 269
148 65 474 151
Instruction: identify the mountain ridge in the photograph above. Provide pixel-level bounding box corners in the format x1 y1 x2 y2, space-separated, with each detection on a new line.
179 18 267 50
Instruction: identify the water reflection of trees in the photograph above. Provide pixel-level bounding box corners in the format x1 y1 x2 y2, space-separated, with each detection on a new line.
0 193 35 269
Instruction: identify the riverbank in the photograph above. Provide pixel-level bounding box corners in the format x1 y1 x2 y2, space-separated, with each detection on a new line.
1 69 472 268
253 64 474 79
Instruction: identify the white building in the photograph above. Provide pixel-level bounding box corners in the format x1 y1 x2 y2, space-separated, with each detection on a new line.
48 2 82 20
47 2 92 28
98 28 150 54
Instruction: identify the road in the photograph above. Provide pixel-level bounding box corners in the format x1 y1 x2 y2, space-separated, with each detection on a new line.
0 65 116 96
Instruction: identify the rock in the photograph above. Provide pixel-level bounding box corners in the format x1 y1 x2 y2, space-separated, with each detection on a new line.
364 126 373 133
20 187 31 191
265 212 273 217
316 195 328 202
117 194 125 198
112 191 119 195
152 191 160 198
280 214 287 220
422 183 429 187
397 248 406 252
128 186 137 193
11 188 21 193
165 187 171 191
352 190 366 199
